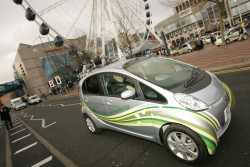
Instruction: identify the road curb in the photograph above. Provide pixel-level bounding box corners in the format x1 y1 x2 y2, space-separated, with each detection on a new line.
208 62 250 73
19 118 79 167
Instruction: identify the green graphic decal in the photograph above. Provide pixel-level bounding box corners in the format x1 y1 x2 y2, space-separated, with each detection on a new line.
82 102 218 154
223 82 235 108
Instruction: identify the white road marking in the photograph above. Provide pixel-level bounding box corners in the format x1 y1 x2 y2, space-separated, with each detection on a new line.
12 133 32 144
31 156 53 167
14 142 38 155
42 122 56 129
10 124 23 131
30 115 57 129
11 128 26 136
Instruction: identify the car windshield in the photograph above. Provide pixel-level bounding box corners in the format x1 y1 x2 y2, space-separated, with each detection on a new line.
124 57 194 90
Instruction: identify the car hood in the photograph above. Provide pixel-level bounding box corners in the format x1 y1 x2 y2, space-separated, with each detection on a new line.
190 73 225 105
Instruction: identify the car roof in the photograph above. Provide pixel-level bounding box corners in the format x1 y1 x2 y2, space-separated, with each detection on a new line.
11 97 22 102
85 58 130 74
83 57 153 79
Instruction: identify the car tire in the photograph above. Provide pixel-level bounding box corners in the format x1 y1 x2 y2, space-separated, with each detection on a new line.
225 39 230 44
163 124 208 164
84 116 102 134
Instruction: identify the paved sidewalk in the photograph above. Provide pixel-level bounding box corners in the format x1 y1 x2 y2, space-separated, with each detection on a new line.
174 38 250 71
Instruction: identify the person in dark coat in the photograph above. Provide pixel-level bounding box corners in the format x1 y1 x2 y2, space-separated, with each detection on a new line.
0 101 13 130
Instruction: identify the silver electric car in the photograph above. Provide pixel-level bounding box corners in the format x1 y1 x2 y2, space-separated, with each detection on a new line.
79 56 233 163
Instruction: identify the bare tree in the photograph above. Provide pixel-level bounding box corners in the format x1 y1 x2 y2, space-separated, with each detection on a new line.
117 16 135 57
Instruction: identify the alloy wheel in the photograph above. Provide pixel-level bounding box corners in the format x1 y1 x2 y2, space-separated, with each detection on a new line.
167 131 199 161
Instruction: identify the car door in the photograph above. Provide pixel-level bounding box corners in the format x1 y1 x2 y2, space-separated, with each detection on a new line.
82 74 106 116
101 72 157 137
101 72 141 115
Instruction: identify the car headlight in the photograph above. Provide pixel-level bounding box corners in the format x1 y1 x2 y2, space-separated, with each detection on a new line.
174 93 208 111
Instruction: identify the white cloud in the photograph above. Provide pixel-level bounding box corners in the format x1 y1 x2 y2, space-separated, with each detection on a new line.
0 52 16 84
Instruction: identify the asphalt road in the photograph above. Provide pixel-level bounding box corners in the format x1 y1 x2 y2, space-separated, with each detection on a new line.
9 69 250 167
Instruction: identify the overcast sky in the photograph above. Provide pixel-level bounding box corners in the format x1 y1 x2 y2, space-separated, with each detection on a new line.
0 0 173 84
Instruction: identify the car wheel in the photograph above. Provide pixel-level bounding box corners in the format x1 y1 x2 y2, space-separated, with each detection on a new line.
225 39 230 44
188 49 192 53
163 124 208 164
85 116 101 134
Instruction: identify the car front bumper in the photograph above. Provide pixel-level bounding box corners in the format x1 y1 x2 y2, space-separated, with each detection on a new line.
216 104 231 138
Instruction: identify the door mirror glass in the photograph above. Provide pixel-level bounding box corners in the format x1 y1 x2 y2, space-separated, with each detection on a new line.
121 89 135 100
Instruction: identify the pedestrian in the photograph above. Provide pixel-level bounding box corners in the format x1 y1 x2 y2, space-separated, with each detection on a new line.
0 101 13 130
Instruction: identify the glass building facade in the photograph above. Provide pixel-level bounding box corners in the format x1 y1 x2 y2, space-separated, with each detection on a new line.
41 51 79 83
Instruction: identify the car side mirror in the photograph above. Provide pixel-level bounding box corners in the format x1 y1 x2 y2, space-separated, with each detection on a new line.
121 89 135 100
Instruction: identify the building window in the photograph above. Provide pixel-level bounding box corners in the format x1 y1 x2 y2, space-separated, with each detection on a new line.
179 5 183 11
190 0 194 6
183 2 186 10
176 6 179 13
186 1 190 8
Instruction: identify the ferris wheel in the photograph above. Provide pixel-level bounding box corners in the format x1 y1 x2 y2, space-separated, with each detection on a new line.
12 0 160 58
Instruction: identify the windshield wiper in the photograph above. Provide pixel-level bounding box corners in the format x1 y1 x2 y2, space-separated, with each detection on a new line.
184 69 200 88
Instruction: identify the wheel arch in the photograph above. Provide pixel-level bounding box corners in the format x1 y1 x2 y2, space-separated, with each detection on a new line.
159 122 218 155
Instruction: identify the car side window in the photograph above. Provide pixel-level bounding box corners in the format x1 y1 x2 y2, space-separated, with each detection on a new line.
103 73 138 98
140 83 166 103
85 75 104 96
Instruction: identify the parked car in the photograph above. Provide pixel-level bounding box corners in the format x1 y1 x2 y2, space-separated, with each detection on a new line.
178 43 192 55
215 35 223 46
170 48 179 56
225 27 241 43
28 95 42 105
201 35 211 44
215 26 249 46
11 97 27 111
80 57 233 163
